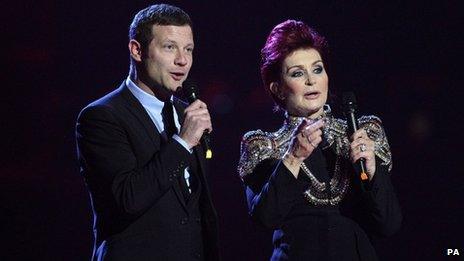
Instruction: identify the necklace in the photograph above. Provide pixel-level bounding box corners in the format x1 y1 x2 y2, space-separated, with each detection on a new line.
300 150 349 206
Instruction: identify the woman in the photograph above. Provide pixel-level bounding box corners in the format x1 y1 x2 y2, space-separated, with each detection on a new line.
238 20 402 260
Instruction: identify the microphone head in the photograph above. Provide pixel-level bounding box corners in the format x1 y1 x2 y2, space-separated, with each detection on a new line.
342 91 357 112
182 79 198 103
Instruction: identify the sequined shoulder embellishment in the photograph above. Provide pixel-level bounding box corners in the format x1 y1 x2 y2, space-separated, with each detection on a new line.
237 130 275 179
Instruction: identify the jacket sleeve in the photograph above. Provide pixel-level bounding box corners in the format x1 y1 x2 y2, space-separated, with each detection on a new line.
357 159 402 237
345 115 402 237
76 104 190 216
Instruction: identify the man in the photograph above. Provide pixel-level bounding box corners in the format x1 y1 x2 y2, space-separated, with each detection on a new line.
76 4 219 260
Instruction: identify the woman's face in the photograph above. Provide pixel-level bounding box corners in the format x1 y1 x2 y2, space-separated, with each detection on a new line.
273 48 328 118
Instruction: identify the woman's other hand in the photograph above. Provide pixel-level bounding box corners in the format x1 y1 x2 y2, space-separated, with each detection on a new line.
283 119 325 178
350 129 376 180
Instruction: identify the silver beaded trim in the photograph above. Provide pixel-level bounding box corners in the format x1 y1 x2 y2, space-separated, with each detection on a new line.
237 109 392 206
301 158 349 206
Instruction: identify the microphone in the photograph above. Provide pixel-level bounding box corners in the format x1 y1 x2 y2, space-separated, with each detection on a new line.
182 80 213 159
342 92 368 181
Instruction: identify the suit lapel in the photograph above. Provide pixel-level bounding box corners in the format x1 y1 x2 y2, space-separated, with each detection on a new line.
170 98 193 208
172 178 188 210
173 97 186 127
172 97 207 172
173 98 211 202
120 83 160 148
166 97 196 210
120 83 189 209
173 97 217 218
193 146 207 180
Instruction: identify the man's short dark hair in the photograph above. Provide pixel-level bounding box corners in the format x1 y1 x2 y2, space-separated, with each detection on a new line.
129 4 192 49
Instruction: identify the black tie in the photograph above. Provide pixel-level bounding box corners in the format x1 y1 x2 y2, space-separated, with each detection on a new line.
161 101 177 141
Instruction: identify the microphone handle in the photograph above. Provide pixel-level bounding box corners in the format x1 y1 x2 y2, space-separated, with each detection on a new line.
201 131 212 159
186 96 212 159
348 111 368 181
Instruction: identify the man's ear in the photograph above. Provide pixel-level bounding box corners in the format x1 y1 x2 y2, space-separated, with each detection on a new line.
270 82 284 100
128 39 142 62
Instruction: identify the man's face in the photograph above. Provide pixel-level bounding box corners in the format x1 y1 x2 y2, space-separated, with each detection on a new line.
142 25 194 94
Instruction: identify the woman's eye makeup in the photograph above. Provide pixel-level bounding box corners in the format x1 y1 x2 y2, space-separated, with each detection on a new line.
313 65 324 74
291 70 304 77
288 63 324 77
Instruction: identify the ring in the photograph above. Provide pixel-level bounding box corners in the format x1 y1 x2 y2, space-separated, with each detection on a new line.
360 144 366 152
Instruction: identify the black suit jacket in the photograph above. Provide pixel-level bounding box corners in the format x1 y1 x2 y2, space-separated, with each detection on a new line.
76 82 220 261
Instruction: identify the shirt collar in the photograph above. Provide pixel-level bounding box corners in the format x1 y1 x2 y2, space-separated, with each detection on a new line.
125 77 173 110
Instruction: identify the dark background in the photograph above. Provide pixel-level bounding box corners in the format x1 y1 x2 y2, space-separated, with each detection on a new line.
3 0 462 260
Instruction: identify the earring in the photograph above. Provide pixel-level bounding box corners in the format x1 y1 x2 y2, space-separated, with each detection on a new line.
323 104 331 114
